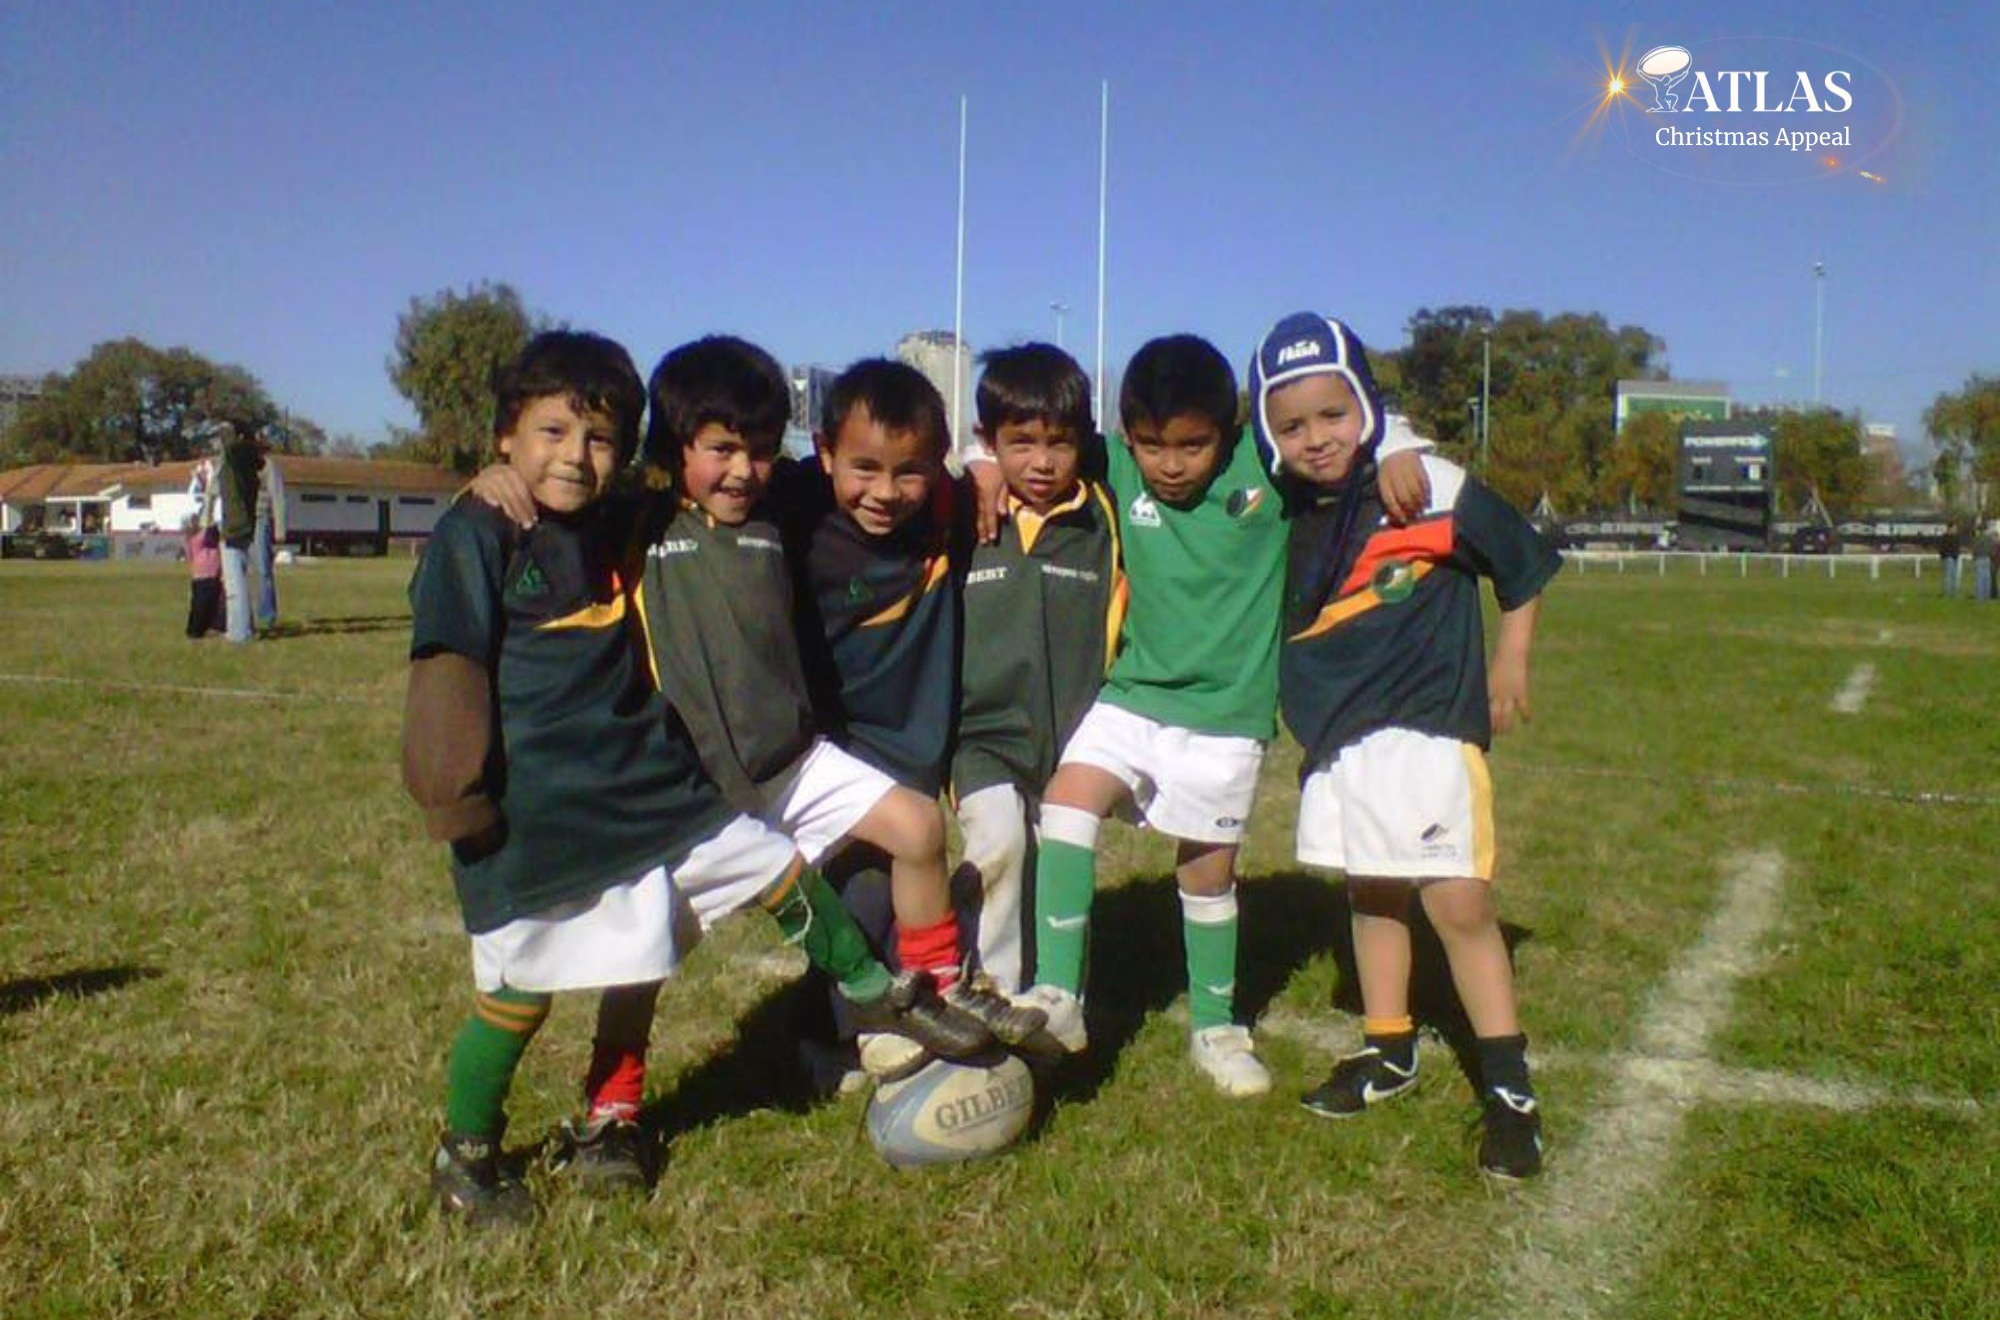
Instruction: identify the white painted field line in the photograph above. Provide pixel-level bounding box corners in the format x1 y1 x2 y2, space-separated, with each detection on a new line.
1251 1014 1983 1117
1512 760 2000 809
1830 662 1877 714
0 671 377 705
1475 848 1785 1320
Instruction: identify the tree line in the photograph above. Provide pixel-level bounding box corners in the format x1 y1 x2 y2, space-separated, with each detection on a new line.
5 285 1993 512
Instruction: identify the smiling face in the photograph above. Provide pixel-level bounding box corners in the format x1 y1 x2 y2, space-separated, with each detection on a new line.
988 417 1083 513
497 394 621 514
681 422 779 525
1265 372 1368 488
820 404 940 536
1124 411 1227 507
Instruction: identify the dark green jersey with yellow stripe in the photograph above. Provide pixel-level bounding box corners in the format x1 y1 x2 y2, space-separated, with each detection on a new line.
787 471 962 796
1281 457 1560 768
408 501 731 933
953 481 1124 799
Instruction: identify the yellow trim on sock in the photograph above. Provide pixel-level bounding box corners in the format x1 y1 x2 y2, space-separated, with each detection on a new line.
755 855 806 912
475 994 549 1033
1364 1016 1415 1036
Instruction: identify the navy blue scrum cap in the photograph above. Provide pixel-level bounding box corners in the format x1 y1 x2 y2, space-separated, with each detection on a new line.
1248 312 1386 478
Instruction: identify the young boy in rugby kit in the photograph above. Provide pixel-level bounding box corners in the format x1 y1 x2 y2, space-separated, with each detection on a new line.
1249 311 1559 1178
785 358 1048 1079
952 344 1123 992
1017 335 1430 1097
407 333 996 1226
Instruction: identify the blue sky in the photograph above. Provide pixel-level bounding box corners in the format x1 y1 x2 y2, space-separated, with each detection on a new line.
3 1 1993 462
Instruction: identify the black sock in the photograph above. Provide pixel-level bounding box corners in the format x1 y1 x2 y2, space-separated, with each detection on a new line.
1364 1029 1418 1071
1476 1033 1532 1097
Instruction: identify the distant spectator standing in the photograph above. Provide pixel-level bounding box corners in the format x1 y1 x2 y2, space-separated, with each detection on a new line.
183 517 223 639
1975 523 1997 603
196 423 263 643
251 444 288 631
1939 523 1962 599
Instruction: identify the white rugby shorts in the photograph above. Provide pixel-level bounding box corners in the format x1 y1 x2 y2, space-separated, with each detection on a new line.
1058 700 1265 844
760 738 897 863
470 814 801 991
1297 727 1495 880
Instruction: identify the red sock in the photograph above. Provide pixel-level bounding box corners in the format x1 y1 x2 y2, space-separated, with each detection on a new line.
896 913 963 991
584 983 660 1121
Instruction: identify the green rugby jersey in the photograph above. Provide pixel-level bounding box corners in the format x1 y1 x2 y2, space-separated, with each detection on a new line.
954 481 1124 798
405 501 732 935
1100 430 1285 740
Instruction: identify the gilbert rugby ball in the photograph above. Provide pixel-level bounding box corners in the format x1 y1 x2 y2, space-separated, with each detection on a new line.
866 1052 1034 1168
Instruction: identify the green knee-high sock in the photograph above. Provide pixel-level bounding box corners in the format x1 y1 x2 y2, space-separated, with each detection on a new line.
1181 888 1239 1032
760 859 893 1002
1034 804 1102 994
444 987 552 1139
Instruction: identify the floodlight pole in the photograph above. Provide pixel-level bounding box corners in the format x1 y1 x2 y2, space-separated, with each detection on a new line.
1050 302 1069 349
953 95 968 454
1479 324 1492 470
1811 259 1826 406
1094 80 1109 428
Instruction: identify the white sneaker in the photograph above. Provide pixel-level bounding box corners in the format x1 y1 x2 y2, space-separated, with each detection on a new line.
1190 1024 1271 1098
1015 984 1088 1054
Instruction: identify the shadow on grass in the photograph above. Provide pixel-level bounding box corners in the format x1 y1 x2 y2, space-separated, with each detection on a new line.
258 614 409 640
1 965 161 1017
639 978 824 1145
1043 873 1533 1104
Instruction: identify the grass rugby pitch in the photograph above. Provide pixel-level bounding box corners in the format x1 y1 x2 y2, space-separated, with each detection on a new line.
1 556 1995 1319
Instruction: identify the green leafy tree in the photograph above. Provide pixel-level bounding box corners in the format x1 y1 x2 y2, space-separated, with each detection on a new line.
1924 374 2000 509
2 339 282 464
1594 410 1680 510
389 282 538 473
1737 407 1869 515
1393 307 1664 497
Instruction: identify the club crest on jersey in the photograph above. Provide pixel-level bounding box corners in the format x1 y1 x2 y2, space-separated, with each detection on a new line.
1226 487 1265 518
1127 493 1161 528
511 562 550 598
1275 338 1322 366
1372 559 1419 603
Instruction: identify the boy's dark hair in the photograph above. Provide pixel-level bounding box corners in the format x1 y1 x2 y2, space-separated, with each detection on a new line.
821 358 949 460
491 331 646 463
1119 334 1239 437
644 336 790 473
976 342 1094 438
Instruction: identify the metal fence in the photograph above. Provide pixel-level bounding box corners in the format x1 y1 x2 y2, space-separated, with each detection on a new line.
1563 550 1977 582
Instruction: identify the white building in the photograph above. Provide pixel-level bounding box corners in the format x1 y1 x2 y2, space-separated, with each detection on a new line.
894 330 974 453
1 456 463 554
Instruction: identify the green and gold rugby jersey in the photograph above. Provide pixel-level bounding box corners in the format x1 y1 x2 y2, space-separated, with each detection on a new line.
1281 456 1561 767
408 501 731 934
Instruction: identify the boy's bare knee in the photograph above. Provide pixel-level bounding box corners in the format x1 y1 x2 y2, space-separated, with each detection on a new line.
1419 878 1496 937
856 786 945 863
1043 763 1127 817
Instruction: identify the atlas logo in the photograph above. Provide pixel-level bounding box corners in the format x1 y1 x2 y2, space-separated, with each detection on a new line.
1635 44 1853 115
1128 493 1161 528
1275 338 1322 366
